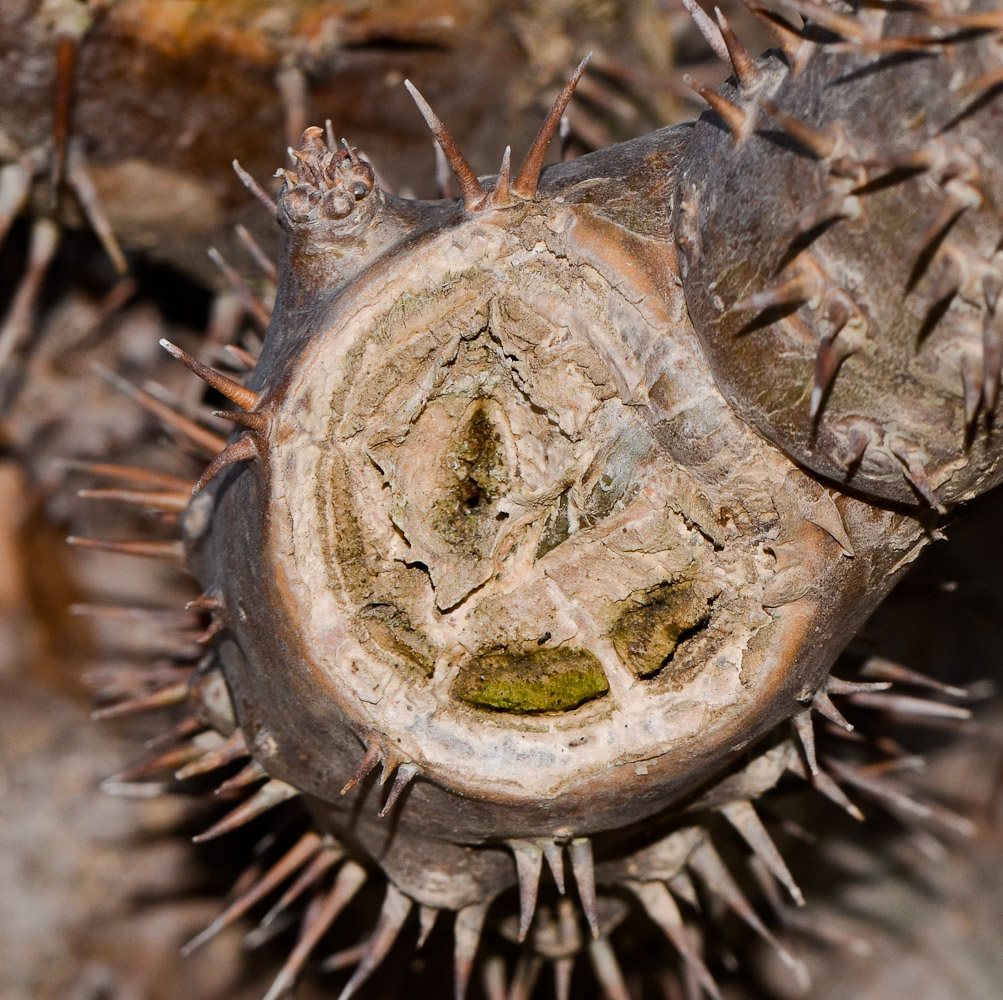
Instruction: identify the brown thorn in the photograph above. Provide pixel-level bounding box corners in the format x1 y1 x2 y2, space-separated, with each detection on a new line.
739 1 806 62
512 54 592 200
731 261 821 315
76 487 190 514
160 338 261 411
916 198 970 274
404 81 485 209
341 742 382 795
714 7 760 91
809 335 839 422
215 759 267 795
336 882 413 1000
51 33 79 194
719 799 804 906
489 145 512 208
235 224 279 284
233 160 278 219
192 435 259 496
378 762 419 818
192 779 298 843
182 831 323 955
788 743 865 821
542 839 566 894
187 593 223 613
825 675 892 696
58 459 195 493
811 687 854 731
67 536 187 563
684 75 747 138
67 146 128 275
760 102 836 159
262 860 368 1000
453 899 492 1000
145 716 203 751
681 0 730 65
91 681 189 721
568 837 599 939
207 248 272 332
508 840 543 941
792 709 821 776
889 442 947 514
844 421 871 468
175 729 248 780
933 10 1003 30
213 409 270 434
93 363 227 457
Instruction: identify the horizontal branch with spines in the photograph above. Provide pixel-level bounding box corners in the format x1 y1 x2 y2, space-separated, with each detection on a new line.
675 0 1003 509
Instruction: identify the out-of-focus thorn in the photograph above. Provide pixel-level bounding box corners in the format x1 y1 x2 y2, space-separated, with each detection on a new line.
67 536 187 563
235 224 279 284
92 362 227 457
336 882 413 1000
233 160 279 219
681 0 730 65
262 860 368 1000
67 144 128 274
0 216 60 372
207 247 272 332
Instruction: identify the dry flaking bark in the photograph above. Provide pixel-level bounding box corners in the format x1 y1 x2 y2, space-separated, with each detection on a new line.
9 1 1003 999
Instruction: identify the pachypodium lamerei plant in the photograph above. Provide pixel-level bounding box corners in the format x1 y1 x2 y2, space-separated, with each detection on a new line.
79 1 1003 997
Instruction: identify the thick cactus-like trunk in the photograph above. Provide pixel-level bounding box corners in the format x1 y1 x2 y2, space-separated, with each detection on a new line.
40 2 1003 999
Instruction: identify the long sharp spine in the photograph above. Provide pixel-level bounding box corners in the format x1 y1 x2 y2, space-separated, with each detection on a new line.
403 81 485 210
192 779 299 843
569 837 599 939
512 54 591 199
508 840 544 941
